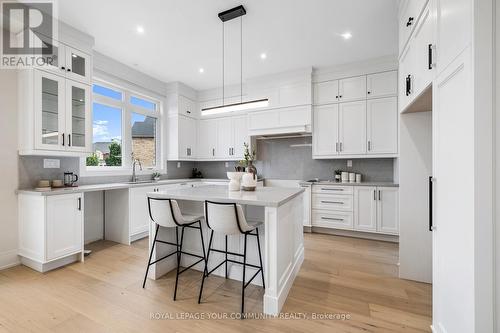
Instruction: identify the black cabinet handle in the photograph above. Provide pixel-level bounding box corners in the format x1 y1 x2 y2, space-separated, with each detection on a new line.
428 44 433 70
378 190 381 201
367 91 371 95
68 134 71 146
187 110 191 114
62 133 65 146
429 176 433 231
373 190 376 200
61 66 65 70
67 68 71 72
405 75 411 96
77 197 81 211
335 95 339 99
406 17 414 27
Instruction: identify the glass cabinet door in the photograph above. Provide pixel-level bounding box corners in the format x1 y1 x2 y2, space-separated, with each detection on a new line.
35 70 65 150
66 81 90 152
65 47 91 84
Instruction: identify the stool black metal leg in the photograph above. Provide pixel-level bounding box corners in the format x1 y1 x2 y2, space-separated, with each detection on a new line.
198 221 208 275
255 227 265 289
225 235 228 279
173 226 185 301
241 233 248 317
198 229 214 304
143 224 160 288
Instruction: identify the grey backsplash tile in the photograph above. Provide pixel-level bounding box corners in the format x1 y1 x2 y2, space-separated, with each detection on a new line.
18 137 394 188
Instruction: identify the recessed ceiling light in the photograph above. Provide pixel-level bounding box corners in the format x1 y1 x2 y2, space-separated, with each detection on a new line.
341 32 352 40
260 53 267 60
199 68 204 73
136 25 145 34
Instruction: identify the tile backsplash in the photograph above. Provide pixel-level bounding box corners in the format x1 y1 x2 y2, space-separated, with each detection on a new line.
18 137 395 188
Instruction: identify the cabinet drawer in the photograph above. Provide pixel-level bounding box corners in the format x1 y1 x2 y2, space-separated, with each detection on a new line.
312 210 353 230
312 185 353 195
312 194 353 211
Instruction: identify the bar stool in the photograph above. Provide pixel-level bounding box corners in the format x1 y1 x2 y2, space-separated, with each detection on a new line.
198 200 265 317
143 197 207 301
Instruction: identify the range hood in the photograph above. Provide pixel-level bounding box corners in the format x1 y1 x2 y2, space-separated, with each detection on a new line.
252 127 312 140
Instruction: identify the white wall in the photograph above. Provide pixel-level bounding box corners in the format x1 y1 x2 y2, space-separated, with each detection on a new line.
0 69 20 269
399 111 432 283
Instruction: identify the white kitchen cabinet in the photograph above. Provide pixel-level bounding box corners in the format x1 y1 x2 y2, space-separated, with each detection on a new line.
376 187 399 234
64 46 92 84
168 115 197 160
248 105 311 136
398 41 416 112
435 0 471 74
312 210 353 230
216 117 233 159
367 71 398 99
178 95 198 118
180 115 197 159
367 97 398 155
301 184 312 227
232 116 248 159
313 80 339 105
196 115 249 161
46 194 84 260
18 192 84 272
353 186 377 232
129 185 156 238
412 1 435 95
35 37 92 84
65 80 91 152
338 76 366 102
338 101 366 155
24 69 91 155
197 119 217 159
312 104 338 156
398 0 426 56
353 186 399 235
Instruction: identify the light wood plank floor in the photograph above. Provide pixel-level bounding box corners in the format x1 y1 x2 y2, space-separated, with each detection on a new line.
0 233 431 332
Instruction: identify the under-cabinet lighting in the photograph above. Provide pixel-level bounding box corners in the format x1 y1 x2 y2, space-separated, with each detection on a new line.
201 99 269 116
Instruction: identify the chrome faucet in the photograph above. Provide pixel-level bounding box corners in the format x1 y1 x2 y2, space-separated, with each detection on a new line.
132 157 142 182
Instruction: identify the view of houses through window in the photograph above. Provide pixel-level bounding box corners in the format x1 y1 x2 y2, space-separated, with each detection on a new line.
86 82 159 170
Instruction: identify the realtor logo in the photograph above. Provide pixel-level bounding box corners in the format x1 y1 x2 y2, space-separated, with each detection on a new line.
1 0 57 68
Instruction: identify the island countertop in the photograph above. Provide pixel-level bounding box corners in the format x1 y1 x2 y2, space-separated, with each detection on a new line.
148 184 304 207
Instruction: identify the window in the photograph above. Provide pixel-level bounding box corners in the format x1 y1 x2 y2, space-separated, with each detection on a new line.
85 81 161 173
131 113 157 168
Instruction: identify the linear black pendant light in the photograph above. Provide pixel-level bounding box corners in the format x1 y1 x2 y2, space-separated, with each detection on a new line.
201 5 269 116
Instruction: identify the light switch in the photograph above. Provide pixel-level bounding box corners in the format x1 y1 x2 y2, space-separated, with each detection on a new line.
177 162 181 168
347 160 352 168
43 158 60 168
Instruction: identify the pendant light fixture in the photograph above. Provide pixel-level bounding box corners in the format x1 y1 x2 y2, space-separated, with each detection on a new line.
201 5 269 116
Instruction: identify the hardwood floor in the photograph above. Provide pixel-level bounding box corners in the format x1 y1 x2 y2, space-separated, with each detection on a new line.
0 233 431 332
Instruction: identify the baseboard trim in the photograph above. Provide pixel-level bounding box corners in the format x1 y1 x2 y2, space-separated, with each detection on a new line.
310 227 399 243
0 249 20 271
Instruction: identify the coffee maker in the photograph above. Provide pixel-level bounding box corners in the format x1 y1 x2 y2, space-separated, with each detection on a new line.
64 172 79 187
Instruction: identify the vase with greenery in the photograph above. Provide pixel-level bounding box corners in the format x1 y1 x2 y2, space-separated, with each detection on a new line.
241 142 257 179
151 172 161 181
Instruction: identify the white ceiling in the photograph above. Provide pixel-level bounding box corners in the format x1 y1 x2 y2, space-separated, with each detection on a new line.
59 0 398 91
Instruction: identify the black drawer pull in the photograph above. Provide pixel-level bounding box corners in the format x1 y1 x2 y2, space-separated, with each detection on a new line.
321 201 344 204
321 217 344 221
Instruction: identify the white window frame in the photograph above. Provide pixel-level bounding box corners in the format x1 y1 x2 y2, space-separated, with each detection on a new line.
80 78 164 176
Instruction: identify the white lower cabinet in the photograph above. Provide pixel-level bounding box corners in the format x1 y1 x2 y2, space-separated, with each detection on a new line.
354 186 399 235
46 194 84 260
353 186 377 232
129 185 156 239
312 185 399 236
18 192 84 271
376 187 400 234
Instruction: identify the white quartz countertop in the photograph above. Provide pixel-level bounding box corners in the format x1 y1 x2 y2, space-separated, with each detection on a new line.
299 180 399 187
148 184 304 207
16 178 229 196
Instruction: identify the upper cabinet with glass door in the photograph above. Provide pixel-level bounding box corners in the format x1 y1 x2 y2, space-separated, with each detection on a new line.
34 34 92 85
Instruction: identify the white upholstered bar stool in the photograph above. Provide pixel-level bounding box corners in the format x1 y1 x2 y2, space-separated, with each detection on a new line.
198 201 265 317
143 197 207 301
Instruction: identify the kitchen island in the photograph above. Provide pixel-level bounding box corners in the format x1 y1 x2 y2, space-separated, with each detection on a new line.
146 184 305 315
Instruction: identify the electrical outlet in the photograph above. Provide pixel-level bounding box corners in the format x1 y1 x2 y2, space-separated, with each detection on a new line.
225 162 229 168
347 160 352 168
43 159 60 168
177 162 181 168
